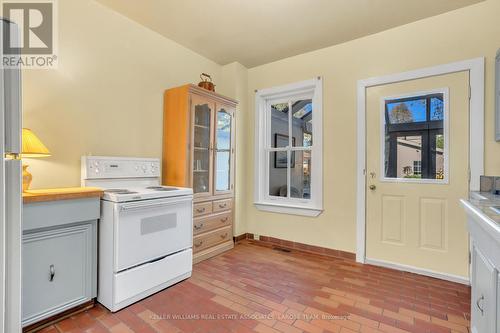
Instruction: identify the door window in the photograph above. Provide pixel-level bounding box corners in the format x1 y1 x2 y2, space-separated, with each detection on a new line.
383 91 447 182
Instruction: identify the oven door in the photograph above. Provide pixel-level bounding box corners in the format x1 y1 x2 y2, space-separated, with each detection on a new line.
114 195 193 272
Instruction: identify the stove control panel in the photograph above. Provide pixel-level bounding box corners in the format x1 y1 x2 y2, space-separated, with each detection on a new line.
82 156 161 179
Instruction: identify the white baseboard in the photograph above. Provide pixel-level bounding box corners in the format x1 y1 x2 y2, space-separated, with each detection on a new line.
365 257 470 285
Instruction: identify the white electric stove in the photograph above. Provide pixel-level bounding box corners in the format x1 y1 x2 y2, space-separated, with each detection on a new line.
81 156 193 312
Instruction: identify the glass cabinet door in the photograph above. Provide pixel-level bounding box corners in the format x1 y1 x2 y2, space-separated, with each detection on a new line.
191 96 214 196
214 106 234 195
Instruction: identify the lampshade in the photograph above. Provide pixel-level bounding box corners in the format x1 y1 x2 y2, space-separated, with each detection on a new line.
21 128 51 158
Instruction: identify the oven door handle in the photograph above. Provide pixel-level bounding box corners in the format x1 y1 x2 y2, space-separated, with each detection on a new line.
119 197 192 212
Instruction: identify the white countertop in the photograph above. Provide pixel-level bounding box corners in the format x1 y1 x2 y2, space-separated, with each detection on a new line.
461 192 500 243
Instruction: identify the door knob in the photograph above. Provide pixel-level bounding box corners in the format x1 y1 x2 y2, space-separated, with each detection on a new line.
369 185 376 190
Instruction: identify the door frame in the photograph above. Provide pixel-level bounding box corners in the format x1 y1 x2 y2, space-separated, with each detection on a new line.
356 58 485 280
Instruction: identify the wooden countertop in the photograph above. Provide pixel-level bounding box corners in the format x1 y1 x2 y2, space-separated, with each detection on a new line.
23 187 103 204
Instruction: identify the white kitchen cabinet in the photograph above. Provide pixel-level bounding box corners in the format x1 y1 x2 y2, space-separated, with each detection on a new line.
462 196 500 333
471 245 497 333
497 276 500 333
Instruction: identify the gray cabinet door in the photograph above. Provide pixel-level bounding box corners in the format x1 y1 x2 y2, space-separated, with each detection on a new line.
471 245 497 333
22 224 93 326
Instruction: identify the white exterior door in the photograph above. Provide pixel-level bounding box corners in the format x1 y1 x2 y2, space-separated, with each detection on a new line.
365 71 470 279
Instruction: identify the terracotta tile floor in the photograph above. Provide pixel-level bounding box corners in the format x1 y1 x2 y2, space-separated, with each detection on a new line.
38 240 471 333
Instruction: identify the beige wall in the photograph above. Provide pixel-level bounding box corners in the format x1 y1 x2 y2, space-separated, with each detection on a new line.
244 0 500 253
217 62 249 236
23 0 500 254
22 0 223 189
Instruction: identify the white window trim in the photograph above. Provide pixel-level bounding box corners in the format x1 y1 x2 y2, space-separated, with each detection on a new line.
379 88 449 184
254 78 323 217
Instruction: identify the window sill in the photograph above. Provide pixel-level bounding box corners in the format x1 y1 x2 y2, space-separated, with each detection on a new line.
254 202 323 217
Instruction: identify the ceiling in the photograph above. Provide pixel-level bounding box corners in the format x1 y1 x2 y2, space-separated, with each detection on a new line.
96 0 483 68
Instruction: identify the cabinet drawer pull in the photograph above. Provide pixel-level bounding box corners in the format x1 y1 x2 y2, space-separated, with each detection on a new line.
218 203 227 209
194 240 204 247
196 207 206 213
194 223 204 230
476 295 485 315
49 264 55 282
220 217 228 223
220 233 228 239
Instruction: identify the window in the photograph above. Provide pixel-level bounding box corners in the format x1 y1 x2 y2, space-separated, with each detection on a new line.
254 78 323 216
382 90 448 182
413 160 422 176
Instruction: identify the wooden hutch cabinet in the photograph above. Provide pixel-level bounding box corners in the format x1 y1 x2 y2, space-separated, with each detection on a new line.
162 84 237 263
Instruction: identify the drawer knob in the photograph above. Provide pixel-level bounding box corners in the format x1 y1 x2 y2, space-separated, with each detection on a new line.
195 240 204 247
221 217 228 223
49 264 55 282
194 223 204 230
219 203 227 208
196 207 206 213
476 295 485 315
220 233 228 239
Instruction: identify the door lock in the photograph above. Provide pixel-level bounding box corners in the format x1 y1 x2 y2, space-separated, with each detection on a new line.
369 185 376 190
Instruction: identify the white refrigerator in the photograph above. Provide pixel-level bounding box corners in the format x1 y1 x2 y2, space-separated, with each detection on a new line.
1 18 23 333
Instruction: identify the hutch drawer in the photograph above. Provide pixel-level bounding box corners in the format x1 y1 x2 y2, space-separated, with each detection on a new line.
193 201 213 217
193 211 232 235
193 226 232 253
212 198 232 213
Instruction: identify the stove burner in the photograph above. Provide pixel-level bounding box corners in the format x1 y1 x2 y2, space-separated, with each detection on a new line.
146 186 177 191
105 189 138 194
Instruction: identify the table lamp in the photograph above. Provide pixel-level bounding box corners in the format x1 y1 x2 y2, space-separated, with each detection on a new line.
21 128 51 191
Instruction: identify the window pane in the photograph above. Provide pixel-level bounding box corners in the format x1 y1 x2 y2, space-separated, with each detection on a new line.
193 102 211 194
291 150 311 199
291 99 312 147
386 99 426 124
216 110 231 150
271 102 289 147
194 103 211 127
269 151 288 197
193 148 210 193
215 109 231 192
216 151 230 191
394 135 423 179
430 97 444 121
193 104 211 149
386 132 450 180
434 134 445 179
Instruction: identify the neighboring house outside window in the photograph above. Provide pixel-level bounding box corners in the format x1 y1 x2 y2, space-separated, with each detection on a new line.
254 78 323 216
